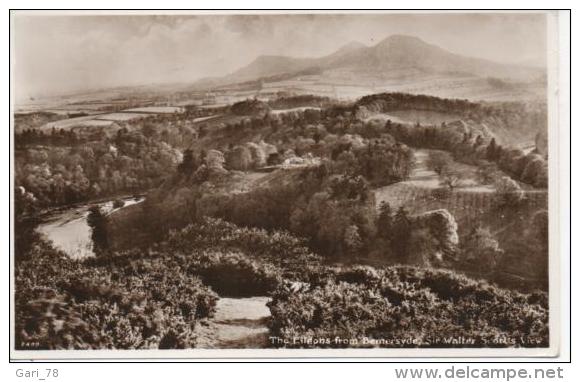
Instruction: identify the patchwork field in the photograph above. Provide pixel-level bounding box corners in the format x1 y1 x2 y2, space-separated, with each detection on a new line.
270 106 321 115
41 115 116 130
365 110 463 126
37 105 186 131
124 106 185 114
94 112 150 122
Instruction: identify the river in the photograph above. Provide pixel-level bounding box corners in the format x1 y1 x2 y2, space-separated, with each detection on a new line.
36 196 144 259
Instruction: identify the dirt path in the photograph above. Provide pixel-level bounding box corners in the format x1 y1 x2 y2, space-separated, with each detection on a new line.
195 297 271 349
404 149 494 191
374 148 498 209
403 149 441 189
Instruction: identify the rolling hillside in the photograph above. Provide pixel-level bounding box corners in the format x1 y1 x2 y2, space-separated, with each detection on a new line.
203 35 547 102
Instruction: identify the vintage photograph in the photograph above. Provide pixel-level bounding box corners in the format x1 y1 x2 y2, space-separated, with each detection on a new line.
11 11 557 357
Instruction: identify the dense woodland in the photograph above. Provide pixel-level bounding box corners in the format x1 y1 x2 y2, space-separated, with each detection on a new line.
14 93 547 208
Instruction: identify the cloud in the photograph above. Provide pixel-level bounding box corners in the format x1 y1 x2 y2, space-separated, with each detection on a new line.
12 12 547 101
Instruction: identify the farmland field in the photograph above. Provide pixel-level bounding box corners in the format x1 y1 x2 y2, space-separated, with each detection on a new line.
270 106 321 115
192 115 223 123
37 105 187 131
94 112 150 121
41 115 114 130
125 106 185 114
366 110 463 125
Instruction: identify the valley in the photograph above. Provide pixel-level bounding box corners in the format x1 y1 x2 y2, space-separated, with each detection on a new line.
14 32 550 351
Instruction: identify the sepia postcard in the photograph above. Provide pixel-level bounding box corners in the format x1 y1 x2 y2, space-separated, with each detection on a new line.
9 10 567 360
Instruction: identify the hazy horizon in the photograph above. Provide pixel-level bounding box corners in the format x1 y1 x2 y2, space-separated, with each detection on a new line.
12 12 548 102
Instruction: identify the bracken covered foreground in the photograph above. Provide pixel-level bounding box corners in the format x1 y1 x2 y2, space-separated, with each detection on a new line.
268 266 548 348
15 217 548 350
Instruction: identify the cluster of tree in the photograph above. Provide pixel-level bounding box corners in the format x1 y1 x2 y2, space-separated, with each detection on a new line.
225 141 278 170
267 95 332 110
330 135 415 186
15 128 82 147
175 114 415 183
494 176 526 206
230 98 271 117
287 174 378 258
210 114 415 182
121 115 417 258
355 92 546 143
207 94 546 191
457 210 547 290
15 128 182 207
14 186 41 261
191 170 379 260
384 121 548 188
374 202 413 262
14 111 66 132
489 143 548 188
160 144 428 264
460 226 504 273
356 92 484 117
87 206 110 255
175 148 229 186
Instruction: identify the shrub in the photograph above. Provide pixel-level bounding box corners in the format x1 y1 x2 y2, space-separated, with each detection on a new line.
15 238 218 350
461 227 504 273
87 206 109 255
188 251 282 297
15 287 107 350
335 266 382 286
166 217 321 279
268 265 548 348
495 176 525 207
112 199 125 209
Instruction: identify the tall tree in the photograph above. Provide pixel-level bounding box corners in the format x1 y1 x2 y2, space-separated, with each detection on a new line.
461 226 503 273
495 176 525 207
377 201 394 241
226 145 252 171
178 149 196 174
87 206 109 255
486 138 498 161
392 206 412 262
344 225 363 257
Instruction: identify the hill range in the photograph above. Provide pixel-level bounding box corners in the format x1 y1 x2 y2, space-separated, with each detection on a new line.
196 34 546 102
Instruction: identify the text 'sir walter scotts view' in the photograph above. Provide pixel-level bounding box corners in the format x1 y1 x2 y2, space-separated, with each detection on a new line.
12 12 552 353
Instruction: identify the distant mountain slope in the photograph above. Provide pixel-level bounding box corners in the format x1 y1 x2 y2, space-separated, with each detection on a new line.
231 55 315 81
223 34 543 86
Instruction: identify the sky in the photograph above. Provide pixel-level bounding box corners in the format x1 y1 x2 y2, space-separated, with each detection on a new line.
12 12 548 101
